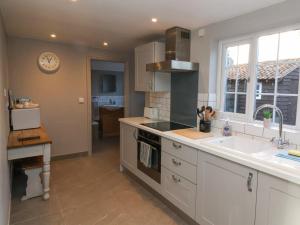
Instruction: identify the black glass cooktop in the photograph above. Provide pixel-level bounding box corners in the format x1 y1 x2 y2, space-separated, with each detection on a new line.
141 121 192 132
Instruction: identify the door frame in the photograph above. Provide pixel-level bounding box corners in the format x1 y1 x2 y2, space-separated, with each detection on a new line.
86 56 129 155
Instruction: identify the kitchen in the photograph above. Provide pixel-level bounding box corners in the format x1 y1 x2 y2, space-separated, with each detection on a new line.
1 0 300 225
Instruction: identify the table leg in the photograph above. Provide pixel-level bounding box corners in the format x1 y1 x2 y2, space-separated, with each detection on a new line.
43 144 51 200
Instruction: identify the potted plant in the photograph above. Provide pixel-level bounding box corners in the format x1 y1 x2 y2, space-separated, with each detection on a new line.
263 110 272 128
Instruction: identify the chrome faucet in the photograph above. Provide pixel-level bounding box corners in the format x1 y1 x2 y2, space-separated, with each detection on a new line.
253 104 289 149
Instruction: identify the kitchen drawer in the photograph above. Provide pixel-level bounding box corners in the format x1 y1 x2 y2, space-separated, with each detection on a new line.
161 167 196 219
162 152 197 184
162 138 197 165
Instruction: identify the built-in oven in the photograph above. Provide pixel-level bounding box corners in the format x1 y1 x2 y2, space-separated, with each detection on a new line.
137 129 161 184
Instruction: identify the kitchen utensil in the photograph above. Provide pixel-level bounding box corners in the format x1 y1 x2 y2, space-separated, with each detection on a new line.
204 106 213 121
199 119 211 133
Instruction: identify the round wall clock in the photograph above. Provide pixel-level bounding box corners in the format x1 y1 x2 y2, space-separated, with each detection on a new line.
38 52 60 73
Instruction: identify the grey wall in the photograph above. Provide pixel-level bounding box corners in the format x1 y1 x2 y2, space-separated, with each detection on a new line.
191 0 300 94
128 51 145 116
91 70 124 96
91 60 124 72
8 37 129 156
0 14 10 225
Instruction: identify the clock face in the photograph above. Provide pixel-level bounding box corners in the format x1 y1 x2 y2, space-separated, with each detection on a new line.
38 52 60 73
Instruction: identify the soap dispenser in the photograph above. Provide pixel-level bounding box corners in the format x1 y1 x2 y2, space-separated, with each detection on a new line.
223 120 232 136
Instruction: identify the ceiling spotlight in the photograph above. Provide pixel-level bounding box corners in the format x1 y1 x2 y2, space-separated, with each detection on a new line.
151 18 158 23
103 42 108 46
69 0 78 2
50 33 57 38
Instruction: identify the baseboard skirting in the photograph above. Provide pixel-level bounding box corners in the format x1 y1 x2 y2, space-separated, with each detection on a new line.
51 151 88 161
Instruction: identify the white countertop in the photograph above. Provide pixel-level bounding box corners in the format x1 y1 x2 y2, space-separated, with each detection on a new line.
119 117 300 186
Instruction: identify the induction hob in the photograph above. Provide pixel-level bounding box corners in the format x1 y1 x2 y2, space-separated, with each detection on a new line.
141 121 192 132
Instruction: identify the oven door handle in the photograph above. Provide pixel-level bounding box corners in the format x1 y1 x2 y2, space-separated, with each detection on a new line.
137 140 158 152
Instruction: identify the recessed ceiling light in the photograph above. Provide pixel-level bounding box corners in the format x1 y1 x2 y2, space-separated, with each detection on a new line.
69 0 78 2
151 18 158 23
50 33 57 38
103 42 108 46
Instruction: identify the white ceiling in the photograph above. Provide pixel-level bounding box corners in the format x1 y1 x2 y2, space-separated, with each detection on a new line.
0 0 285 52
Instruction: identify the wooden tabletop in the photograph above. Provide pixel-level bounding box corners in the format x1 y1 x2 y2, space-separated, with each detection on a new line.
7 126 52 150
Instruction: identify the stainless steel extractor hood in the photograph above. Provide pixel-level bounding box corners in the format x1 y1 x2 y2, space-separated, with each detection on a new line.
146 27 199 73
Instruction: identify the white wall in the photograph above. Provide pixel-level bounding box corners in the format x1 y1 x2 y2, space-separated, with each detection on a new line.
0 14 10 225
191 0 300 94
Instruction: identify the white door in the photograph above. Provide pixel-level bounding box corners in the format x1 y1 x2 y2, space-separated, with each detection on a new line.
196 151 257 225
120 123 137 172
256 173 300 225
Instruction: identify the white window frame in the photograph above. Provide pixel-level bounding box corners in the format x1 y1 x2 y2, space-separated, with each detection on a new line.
216 24 300 130
256 82 262 100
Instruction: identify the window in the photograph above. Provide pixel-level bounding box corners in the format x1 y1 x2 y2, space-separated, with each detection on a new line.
219 27 300 127
223 44 250 114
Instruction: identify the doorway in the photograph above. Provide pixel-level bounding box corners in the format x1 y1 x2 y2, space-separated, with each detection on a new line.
90 59 125 154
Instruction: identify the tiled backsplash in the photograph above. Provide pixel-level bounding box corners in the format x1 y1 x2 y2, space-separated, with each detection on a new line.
147 92 300 148
149 92 170 121
92 95 124 106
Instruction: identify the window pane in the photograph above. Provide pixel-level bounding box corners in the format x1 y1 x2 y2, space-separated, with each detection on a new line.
224 44 249 113
277 67 299 94
256 38 277 93
226 46 238 66
258 34 279 62
279 30 300 60
237 44 250 93
225 46 237 92
276 96 298 125
226 79 236 92
257 78 275 93
225 94 235 112
238 79 247 92
255 95 274 121
236 94 246 114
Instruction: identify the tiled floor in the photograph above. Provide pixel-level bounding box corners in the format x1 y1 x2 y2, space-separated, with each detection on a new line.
10 137 189 225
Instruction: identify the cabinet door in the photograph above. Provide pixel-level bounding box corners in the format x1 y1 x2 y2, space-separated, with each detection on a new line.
196 151 257 225
161 167 196 219
120 123 137 172
256 173 300 225
135 43 155 92
135 42 170 92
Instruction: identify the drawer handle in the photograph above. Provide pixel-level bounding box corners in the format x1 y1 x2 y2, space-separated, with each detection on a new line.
172 174 181 183
247 173 253 192
172 142 182 149
172 158 181 166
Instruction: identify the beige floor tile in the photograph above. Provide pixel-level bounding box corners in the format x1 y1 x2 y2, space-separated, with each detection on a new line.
12 213 65 225
10 195 61 224
10 137 189 225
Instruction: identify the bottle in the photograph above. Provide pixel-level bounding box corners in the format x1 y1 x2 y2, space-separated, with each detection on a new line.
223 120 232 136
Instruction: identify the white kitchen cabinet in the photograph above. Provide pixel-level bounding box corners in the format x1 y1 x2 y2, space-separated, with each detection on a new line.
135 42 170 92
120 123 137 173
161 167 197 219
255 173 300 225
196 151 257 225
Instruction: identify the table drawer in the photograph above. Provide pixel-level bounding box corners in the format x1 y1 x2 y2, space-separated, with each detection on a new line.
162 152 197 184
162 138 197 165
161 167 196 219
